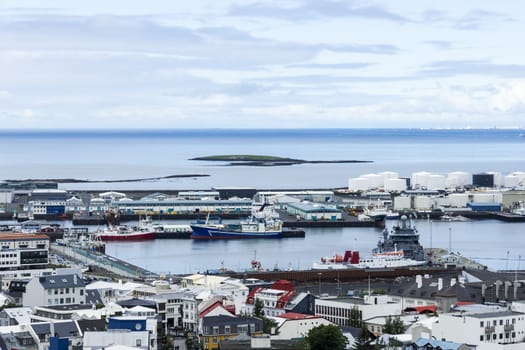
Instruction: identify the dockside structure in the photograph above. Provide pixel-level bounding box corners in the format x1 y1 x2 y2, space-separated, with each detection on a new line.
109 198 253 215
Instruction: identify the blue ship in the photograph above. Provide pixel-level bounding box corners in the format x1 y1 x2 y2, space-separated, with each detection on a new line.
191 209 283 240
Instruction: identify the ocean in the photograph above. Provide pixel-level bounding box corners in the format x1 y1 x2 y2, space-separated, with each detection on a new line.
1 128 525 273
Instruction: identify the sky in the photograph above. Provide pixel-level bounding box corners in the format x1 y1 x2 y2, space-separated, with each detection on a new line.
1 0 524 129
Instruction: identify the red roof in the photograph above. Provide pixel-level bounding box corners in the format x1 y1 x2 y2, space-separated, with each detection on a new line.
404 305 437 314
199 301 235 318
455 301 476 306
279 312 319 320
272 280 295 292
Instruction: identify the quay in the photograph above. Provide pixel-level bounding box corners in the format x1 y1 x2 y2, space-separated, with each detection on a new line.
51 243 158 280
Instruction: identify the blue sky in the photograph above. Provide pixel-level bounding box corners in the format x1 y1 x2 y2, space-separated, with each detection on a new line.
1 0 524 129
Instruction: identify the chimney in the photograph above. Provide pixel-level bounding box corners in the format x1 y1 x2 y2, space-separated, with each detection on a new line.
416 275 423 289
73 274 77 285
438 278 443 291
482 284 487 297
450 278 457 287
505 281 513 300
514 282 520 300
495 280 503 299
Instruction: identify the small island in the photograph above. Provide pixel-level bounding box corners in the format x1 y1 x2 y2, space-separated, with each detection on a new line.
190 155 372 166
5 174 210 184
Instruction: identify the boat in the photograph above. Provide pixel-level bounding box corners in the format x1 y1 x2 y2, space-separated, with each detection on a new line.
138 216 192 238
374 215 426 262
94 224 154 241
191 206 283 239
312 246 426 270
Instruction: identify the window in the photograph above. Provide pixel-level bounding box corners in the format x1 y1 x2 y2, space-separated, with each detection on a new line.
499 333 503 339
493 320 497 326
493 334 497 340
480 321 484 327
480 335 484 341
225 326 230 334
212 326 219 335
136 339 141 347
500 320 503 325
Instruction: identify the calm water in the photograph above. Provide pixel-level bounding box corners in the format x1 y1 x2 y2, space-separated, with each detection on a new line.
102 219 525 274
2 128 525 273
0 129 524 190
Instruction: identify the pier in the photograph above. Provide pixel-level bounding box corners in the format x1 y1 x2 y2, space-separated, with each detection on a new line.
51 244 158 280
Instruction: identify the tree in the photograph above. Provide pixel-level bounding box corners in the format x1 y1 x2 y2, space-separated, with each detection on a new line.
383 316 406 334
305 324 348 350
253 298 264 317
351 324 373 350
349 306 363 327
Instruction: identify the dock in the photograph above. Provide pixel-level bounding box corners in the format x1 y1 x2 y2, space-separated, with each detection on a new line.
51 244 158 280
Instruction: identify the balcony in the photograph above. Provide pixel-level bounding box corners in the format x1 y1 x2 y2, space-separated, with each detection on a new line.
504 324 514 332
484 326 495 334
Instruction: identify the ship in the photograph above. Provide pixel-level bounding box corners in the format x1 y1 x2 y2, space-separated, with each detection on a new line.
312 245 427 270
191 205 283 239
138 216 192 239
94 224 154 241
374 215 426 261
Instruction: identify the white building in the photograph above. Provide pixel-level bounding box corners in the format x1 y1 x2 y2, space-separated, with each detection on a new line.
0 233 49 270
22 274 86 307
271 312 333 340
315 294 402 327
286 202 341 221
433 310 525 346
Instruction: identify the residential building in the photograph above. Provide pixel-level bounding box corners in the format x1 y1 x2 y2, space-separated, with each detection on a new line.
433 310 525 346
201 315 263 350
271 312 333 340
246 280 296 318
22 274 86 307
0 233 49 270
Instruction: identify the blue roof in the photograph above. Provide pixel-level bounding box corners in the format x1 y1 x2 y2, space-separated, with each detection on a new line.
413 338 463 350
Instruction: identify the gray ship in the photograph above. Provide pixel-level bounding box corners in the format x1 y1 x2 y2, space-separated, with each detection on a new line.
374 215 426 262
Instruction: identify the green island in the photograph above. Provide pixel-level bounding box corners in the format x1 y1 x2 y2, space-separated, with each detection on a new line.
190 155 372 166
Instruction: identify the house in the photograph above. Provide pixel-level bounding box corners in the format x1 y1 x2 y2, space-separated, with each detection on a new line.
246 280 297 318
271 312 333 340
29 320 83 349
0 306 32 326
201 315 264 350
22 274 86 307
219 334 299 350
0 327 38 350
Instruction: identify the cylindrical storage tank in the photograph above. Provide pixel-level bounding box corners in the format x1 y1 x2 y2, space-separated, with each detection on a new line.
384 178 407 192
473 193 497 203
504 175 520 188
348 177 371 191
510 172 525 185
411 172 431 189
449 193 469 208
394 196 411 210
487 172 503 187
447 172 471 186
427 175 446 190
414 196 432 210
435 196 450 207
362 174 383 189
379 171 399 182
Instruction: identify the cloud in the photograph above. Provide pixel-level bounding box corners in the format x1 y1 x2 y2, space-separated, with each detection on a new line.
228 0 411 23
423 40 453 50
454 9 514 30
420 60 525 78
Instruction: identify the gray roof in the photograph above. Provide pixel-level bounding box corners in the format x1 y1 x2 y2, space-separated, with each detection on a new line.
202 315 263 328
30 320 80 338
38 274 84 289
467 311 522 319
117 298 157 309
85 289 103 306
41 304 92 311
77 319 107 333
